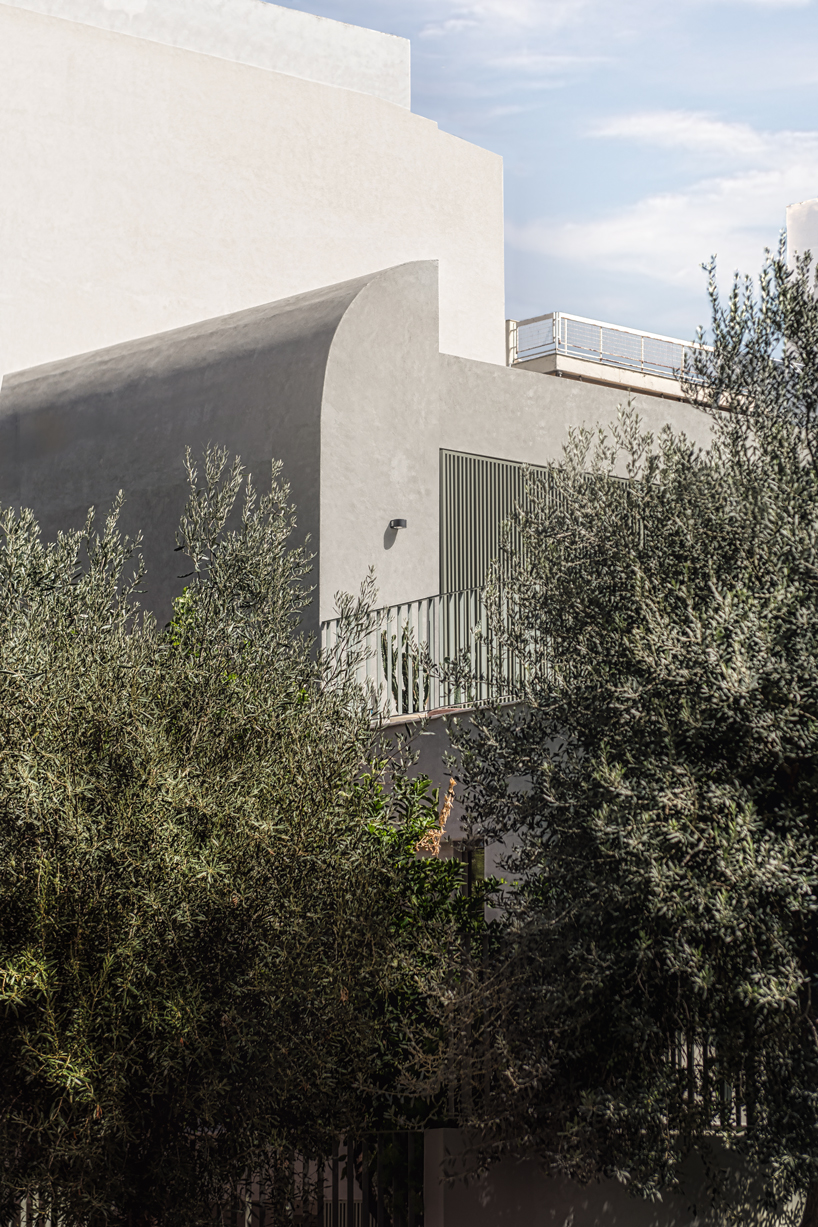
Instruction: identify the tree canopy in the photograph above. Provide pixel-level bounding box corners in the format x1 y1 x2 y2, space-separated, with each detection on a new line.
449 246 818 1224
0 448 477 1226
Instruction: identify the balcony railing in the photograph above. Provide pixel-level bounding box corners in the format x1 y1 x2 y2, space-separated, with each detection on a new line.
507 311 704 381
320 588 517 720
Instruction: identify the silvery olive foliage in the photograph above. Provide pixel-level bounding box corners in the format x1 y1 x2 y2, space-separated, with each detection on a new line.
449 246 818 1222
0 448 472 1226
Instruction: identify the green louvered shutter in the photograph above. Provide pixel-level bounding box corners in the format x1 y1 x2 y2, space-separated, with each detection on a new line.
439 450 551 593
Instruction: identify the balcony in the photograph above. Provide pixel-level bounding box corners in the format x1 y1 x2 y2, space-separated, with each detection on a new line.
320 588 516 721
506 311 703 400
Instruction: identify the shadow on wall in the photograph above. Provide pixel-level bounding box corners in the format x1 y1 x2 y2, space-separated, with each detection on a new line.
425 1129 802 1227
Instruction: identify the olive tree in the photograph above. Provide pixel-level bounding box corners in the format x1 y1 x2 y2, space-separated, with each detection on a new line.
449 246 818 1225
0 448 474 1226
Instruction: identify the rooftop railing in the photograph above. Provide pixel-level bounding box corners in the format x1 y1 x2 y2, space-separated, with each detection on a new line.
507 311 705 381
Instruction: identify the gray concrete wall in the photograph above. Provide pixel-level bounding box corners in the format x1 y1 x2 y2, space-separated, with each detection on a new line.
318 262 712 621
0 272 378 627
0 260 714 632
320 260 441 623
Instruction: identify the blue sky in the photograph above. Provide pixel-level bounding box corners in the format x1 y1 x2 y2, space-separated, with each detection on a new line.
276 0 817 339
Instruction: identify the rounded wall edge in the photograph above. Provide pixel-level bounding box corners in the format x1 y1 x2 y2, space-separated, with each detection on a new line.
318 260 442 624
0 269 387 627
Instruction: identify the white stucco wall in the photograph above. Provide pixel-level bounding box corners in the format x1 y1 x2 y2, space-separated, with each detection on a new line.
1 0 411 106
0 2 505 377
787 196 818 274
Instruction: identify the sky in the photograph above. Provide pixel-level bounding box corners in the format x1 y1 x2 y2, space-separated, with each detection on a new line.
274 0 818 340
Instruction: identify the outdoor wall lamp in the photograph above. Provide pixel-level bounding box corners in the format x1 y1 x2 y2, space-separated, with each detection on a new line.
389 518 407 530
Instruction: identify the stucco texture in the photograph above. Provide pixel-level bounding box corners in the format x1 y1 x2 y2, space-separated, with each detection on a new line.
319 262 710 622
0 261 711 632
1 0 411 106
0 1 504 376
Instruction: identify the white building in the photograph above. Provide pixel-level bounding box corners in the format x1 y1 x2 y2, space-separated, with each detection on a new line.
0 0 504 375
0 0 710 636
0 3 781 1223
787 195 818 277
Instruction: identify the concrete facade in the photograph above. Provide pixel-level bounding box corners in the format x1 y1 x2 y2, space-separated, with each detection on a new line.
0 5 791 1224
0 261 710 631
0 0 411 105
0 0 505 377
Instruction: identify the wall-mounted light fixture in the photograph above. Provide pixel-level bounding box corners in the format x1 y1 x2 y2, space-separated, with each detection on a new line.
389 518 407 530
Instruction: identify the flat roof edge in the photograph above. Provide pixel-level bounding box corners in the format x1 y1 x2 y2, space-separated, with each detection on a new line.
0 0 411 108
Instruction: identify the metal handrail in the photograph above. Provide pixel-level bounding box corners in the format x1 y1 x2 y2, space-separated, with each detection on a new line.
507 311 708 381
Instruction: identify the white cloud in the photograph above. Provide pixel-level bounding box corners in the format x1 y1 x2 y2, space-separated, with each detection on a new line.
590 111 768 157
507 116 818 288
448 0 588 26
418 17 480 36
704 0 810 6
418 0 592 39
493 52 609 71
590 110 818 163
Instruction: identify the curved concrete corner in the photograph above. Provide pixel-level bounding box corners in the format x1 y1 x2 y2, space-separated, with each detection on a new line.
0 257 712 640
320 259 440 622
316 262 712 625
0 267 395 626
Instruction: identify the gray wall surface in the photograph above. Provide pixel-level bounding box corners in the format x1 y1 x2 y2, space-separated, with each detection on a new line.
0 260 713 632
0 272 379 626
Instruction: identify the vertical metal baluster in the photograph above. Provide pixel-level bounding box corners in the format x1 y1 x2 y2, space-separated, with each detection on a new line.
332 1140 339 1227
243 1174 252 1227
687 1032 695 1105
346 1137 355 1227
423 599 429 712
407 1134 415 1227
316 1158 324 1227
396 1132 405 1227
361 1140 371 1227
385 608 393 717
376 1138 384 1227
409 606 416 716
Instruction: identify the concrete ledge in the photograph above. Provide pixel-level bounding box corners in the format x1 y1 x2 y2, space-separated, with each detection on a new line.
515 353 687 401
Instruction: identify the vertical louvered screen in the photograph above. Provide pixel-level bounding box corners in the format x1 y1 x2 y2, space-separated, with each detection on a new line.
439 450 551 593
